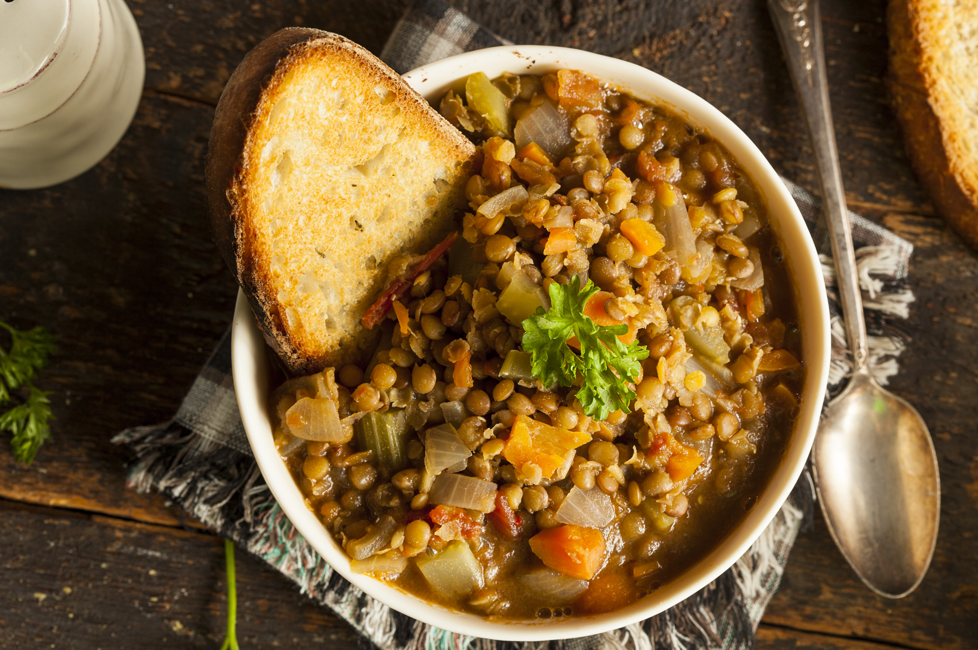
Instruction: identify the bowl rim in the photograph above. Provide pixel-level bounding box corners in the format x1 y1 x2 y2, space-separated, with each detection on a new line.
231 44 831 641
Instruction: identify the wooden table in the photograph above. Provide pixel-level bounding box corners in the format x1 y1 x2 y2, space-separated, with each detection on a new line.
2 0 975 647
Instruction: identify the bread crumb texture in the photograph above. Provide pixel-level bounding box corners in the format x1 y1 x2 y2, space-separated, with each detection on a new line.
238 38 474 370
912 0 978 203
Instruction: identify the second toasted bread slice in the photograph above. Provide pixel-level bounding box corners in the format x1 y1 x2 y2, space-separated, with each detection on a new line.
208 28 477 375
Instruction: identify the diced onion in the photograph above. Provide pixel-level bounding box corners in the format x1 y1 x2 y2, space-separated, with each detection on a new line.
734 209 762 240
519 569 589 603
656 187 697 268
440 401 467 429
555 486 615 528
683 237 714 283
351 552 408 576
424 424 472 475
731 246 764 291
685 354 734 398
278 434 306 458
543 205 574 230
514 100 573 161
476 185 528 220
429 474 498 512
284 397 349 442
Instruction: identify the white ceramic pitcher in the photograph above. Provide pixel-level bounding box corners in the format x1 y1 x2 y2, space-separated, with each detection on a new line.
0 0 145 189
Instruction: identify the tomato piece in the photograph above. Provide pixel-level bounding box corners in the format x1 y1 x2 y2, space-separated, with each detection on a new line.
487 491 523 540
361 232 458 329
430 505 482 539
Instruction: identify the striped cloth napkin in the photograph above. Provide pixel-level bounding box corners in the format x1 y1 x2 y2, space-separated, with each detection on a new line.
115 1 915 648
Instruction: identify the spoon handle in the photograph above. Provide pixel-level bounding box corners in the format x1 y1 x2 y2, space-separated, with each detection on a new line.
767 0 868 371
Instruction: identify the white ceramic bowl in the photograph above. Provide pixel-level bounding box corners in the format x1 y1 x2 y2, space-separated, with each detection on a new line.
232 45 830 641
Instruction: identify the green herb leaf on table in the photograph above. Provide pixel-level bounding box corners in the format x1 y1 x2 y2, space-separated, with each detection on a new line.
522 276 648 421
0 322 56 464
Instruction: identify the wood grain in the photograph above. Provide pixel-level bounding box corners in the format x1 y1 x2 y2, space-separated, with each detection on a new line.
0 499 361 649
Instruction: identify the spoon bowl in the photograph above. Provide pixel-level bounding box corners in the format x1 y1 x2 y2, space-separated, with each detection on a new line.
813 370 940 597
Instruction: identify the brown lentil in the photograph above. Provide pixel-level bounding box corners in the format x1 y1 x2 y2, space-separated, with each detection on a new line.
338 364 364 388
371 364 397 391
492 379 515 402
412 364 437 394
421 314 447 340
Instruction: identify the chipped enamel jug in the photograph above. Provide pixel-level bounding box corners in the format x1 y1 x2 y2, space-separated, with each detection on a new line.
0 0 144 189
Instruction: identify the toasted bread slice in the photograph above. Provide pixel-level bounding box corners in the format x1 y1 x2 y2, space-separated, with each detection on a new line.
888 0 978 249
207 28 477 375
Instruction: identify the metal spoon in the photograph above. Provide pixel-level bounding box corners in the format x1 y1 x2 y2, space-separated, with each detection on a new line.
768 0 940 598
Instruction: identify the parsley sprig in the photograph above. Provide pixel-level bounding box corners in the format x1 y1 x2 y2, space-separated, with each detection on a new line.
0 322 56 464
522 277 648 421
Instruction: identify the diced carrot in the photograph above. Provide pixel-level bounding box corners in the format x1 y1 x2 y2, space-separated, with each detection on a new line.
517 142 553 167
453 348 473 388
551 70 603 111
740 288 766 322
503 414 591 479
652 432 704 481
667 449 703 482
528 525 606 580
757 349 801 373
487 491 523 540
392 300 410 337
582 291 619 327
574 568 636 614
576 291 638 346
543 227 577 255
620 218 665 256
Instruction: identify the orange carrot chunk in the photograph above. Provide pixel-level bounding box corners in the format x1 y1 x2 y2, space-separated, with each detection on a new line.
453 348 473 388
517 142 553 168
620 218 666 256
529 525 606 580
503 414 591 479
543 227 577 255
582 291 619 327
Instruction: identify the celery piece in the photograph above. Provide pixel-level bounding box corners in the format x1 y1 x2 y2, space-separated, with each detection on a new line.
499 350 534 381
355 410 409 475
496 271 548 326
683 327 730 365
415 540 485 599
448 237 483 284
670 296 731 364
465 72 512 137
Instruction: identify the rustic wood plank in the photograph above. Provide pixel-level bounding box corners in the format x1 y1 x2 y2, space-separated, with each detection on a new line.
0 499 362 649
131 0 411 105
756 624 911 650
0 91 232 527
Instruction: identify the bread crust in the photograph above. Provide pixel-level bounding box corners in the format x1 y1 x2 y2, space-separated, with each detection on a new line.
887 0 978 249
207 29 476 375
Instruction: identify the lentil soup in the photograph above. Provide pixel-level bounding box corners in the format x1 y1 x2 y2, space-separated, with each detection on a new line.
268 69 805 621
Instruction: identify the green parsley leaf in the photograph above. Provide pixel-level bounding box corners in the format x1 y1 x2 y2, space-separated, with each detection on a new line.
1 385 53 465
1 322 57 464
0 323 56 403
522 276 648 421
